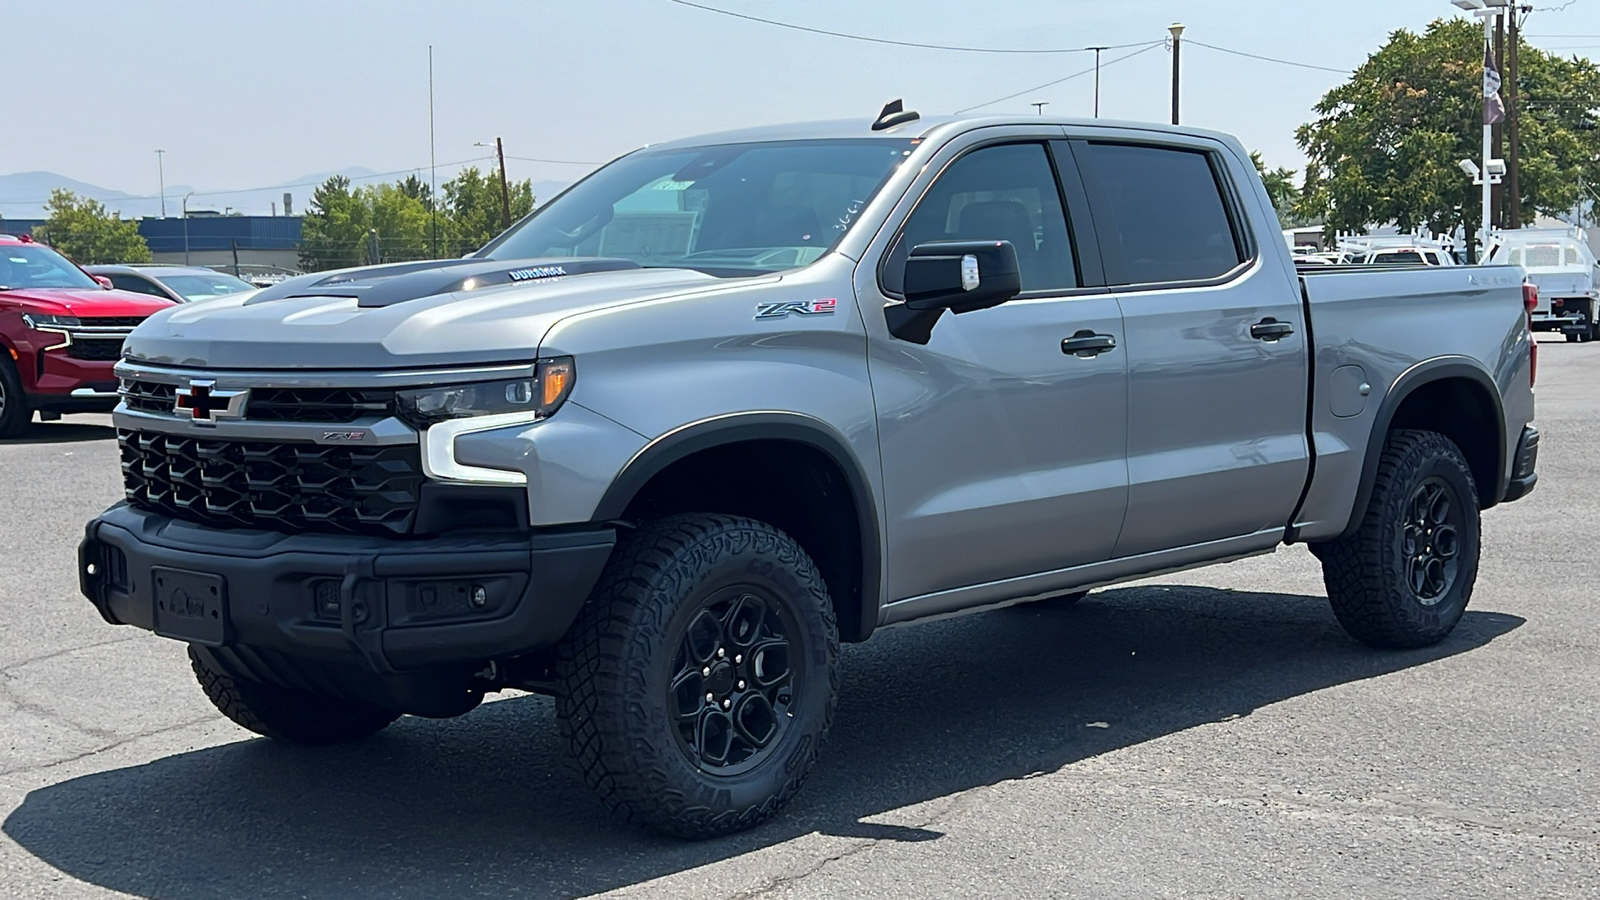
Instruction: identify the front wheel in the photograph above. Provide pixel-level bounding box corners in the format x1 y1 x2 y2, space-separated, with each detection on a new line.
1314 430 1480 648
0 357 31 438
556 514 839 839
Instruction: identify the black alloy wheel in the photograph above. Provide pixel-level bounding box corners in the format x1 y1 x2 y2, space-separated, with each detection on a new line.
668 586 801 776
1401 477 1462 604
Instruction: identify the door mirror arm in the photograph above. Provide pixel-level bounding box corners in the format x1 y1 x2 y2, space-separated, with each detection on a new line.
886 240 1022 343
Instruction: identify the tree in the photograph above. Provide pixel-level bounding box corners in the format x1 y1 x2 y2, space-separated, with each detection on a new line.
1297 18 1600 252
1251 152 1306 228
441 166 535 256
299 176 433 271
36 189 151 264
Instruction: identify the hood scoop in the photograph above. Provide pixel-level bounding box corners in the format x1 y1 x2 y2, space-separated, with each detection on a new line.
246 257 641 309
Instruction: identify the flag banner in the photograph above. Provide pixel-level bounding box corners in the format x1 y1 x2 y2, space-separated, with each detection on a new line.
1485 42 1506 125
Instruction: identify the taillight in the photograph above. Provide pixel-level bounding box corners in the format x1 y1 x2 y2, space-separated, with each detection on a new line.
1524 282 1539 386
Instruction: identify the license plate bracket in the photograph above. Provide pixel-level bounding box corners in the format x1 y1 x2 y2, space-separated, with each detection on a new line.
151 567 228 645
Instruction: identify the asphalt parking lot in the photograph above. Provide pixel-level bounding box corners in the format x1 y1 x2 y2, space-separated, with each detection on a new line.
1 337 1596 899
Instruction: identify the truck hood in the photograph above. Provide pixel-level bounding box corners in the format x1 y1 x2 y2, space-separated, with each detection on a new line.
122 258 738 369
1 286 175 318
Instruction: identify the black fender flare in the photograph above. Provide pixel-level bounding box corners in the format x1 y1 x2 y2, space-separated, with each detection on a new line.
1340 358 1506 540
592 412 883 642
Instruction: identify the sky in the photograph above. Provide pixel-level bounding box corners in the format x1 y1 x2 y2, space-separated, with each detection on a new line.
3 0 1599 216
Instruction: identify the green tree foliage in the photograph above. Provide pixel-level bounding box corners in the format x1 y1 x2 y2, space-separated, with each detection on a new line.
1251 151 1306 228
1297 18 1600 249
441 166 535 256
298 168 536 271
36 189 151 264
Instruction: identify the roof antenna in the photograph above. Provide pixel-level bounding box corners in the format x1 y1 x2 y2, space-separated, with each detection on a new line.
872 99 920 131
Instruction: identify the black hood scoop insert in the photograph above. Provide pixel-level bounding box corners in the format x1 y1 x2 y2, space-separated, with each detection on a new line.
245 258 642 309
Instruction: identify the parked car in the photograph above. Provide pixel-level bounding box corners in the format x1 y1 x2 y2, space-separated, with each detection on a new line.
79 109 1538 838
1486 226 1600 342
85 264 259 304
1340 236 1461 266
0 235 175 436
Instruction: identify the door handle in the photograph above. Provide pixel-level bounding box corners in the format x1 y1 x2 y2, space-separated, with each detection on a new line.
1250 318 1295 341
1061 330 1118 357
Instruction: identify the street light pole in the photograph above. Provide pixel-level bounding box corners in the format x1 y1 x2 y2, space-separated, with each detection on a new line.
1454 0 1509 256
1030 102 1049 115
1169 24 1185 126
1089 46 1107 117
182 192 194 265
155 150 166 218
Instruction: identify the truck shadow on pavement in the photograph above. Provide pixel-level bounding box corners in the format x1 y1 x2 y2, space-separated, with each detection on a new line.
0 422 116 444
4 584 1523 899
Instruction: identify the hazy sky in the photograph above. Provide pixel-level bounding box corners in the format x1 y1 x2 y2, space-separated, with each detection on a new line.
4 0 1599 214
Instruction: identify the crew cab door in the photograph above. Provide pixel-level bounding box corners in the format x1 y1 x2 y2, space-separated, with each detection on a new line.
1065 136 1310 557
859 135 1129 602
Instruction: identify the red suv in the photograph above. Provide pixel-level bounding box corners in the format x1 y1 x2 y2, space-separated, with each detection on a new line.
0 234 175 436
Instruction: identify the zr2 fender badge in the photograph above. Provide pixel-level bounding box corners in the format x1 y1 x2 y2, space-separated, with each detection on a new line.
755 298 837 320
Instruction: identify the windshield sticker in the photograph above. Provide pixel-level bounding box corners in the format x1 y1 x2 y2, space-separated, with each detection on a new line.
651 179 696 192
508 266 568 281
755 298 837 320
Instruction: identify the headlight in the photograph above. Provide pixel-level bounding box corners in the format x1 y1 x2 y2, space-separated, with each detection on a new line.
396 357 575 429
21 313 80 330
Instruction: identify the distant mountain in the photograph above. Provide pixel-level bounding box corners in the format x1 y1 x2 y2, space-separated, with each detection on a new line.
0 168 573 220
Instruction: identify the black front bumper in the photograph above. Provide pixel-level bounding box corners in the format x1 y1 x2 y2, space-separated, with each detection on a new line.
80 504 615 674
1502 426 1540 503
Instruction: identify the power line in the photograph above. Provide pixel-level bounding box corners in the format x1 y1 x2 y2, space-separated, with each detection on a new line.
504 154 605 166
955 42 1164 114
1185 40 1352 75
666 0 1150 54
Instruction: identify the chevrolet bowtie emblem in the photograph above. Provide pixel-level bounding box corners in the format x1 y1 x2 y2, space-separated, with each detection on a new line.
174 380 248 423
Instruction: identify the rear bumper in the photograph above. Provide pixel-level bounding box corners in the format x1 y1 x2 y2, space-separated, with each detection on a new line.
79 503 615 673
1502 426 1539 503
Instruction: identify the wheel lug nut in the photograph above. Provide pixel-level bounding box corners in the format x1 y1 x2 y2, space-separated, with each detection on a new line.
734 654 743 664
717 648 726 659
705 692 714 702
722 698 731 709
702 666 711 677
737 680 746 690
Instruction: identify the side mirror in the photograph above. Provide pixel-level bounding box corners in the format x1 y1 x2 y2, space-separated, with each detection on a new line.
886 240 1022 343
93 275 114 289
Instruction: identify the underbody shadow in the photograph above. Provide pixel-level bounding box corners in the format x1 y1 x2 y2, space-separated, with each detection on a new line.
4 585 1523 899
0 421 116 444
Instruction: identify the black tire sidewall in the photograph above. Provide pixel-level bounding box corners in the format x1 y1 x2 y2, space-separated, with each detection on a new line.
630 526 835 817
0 356 30 437
1373 437 1480 641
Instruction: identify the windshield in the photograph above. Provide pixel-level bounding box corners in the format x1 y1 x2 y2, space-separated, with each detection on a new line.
0 244 98 290
482 140 915 275
162 273 257 301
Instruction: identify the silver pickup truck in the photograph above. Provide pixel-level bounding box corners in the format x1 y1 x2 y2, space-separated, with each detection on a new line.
78 106 1539 838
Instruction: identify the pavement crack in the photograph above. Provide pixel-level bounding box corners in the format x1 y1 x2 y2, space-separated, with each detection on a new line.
0 636 139 674
0 715 217 779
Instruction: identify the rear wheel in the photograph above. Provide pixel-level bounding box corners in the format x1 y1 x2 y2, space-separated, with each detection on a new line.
189 646 400 745
0 357 31 438
1314 430 1480 649
556 514 839 839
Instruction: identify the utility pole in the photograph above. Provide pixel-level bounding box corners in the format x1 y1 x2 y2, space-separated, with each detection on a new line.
1507 4 1524 229
428 45 438 258
495 137 512 230
155 150 167 218
1089 46 1107 117
1484 13 1497 227
1169 24 1185 126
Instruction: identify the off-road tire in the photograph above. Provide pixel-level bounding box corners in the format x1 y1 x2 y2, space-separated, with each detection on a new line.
556 513 840 839
189 646 400 745
0 356 31 438
1315 429 1481 649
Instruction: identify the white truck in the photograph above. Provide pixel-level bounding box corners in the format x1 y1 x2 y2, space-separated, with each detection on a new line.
1487 226 1600 342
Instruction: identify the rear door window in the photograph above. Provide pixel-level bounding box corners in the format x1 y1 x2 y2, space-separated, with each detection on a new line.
109 275 168 297
1073 142 1248 286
